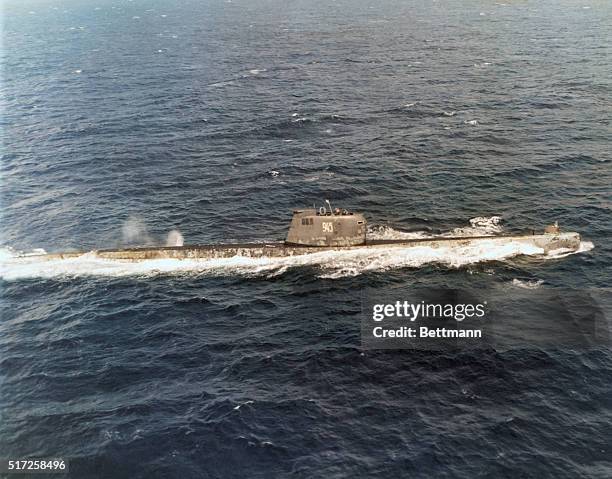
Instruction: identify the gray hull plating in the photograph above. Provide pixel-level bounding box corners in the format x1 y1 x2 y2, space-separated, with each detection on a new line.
36 232 581 262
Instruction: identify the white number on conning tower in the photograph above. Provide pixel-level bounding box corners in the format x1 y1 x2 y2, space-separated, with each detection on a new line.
322 222 334 233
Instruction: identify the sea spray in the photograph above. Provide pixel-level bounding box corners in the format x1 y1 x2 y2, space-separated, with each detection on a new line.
121 216 153 246
367 216 504 241
166 230 184 247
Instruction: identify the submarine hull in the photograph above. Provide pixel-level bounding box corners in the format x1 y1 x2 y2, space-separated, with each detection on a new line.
35 232 581 262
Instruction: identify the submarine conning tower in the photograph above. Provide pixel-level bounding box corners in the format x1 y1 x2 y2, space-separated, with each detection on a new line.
285 206 367 247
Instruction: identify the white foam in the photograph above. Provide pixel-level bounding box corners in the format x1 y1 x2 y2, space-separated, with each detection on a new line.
452 216 503 236
369 216 503 241
512 278 544 289
465 119 479 125
314 240 546 279
367 225 431 241
233 400 254 410
546 240 594 259
0 240 548 281
469 216 502 228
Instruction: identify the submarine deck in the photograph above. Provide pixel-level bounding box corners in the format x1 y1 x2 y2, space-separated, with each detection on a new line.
35 232 582 261
97 233 556 251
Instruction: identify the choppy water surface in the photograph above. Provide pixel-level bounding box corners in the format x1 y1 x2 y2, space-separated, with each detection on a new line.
1 0 611 477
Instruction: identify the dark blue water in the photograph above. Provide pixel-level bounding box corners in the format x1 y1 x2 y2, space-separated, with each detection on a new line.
1 0 611 477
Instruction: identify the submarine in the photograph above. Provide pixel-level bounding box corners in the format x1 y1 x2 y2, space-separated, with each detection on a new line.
32 202 582 262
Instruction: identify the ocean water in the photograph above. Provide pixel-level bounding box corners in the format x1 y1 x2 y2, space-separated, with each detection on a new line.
1 0 611 477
